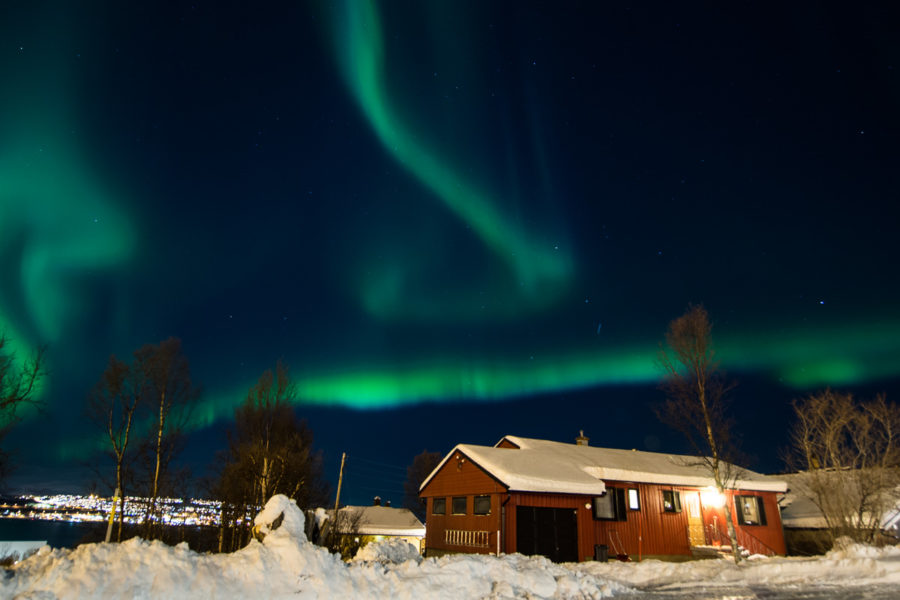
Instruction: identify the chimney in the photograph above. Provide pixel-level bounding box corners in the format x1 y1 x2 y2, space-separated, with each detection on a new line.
373 496 381 506
385 499 391 507
575 430 589 446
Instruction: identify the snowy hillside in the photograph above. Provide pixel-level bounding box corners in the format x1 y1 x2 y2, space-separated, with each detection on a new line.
4 495 900 599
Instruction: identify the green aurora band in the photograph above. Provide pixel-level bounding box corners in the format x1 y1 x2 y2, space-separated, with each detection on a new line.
54 312 900 460
0 133 135 344
330 0 573 320
0 21 135 413
178 314 900 429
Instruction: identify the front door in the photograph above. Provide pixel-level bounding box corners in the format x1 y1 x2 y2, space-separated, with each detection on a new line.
516 506 578 563
684 492 705 546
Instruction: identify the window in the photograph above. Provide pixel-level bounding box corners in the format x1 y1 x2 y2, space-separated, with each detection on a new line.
432 498 446 515
473 495 491 515
735 495 767 526
452 496 467 515
662 490 682 513
627 488 640 510
593 488 627 521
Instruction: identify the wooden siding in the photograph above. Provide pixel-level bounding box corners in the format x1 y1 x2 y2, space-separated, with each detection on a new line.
712 490 786 556
616 482 692 558
508 482 694 561
757 491 787 555
421 450 507 555
420 450 507 497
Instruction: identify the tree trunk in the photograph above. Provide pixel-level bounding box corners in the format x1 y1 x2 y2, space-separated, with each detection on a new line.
115 463 124 542
701 382 741 564
722 491 742 563
149 393 166 539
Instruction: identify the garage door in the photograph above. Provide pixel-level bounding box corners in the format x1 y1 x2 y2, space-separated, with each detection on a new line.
515 506 578 563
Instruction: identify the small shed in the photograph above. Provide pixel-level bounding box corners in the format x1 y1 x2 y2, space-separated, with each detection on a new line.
324 504 425 559
778 471 900 555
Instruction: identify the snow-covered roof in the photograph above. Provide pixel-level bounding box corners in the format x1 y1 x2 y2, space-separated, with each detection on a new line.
421 435 787 495
777 472 900 530
775 473 829 528
335 505 425 537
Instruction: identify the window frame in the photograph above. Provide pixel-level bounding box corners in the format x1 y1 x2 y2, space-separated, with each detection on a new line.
432 497 446 515
593 487 627 521
473 494 491 515
662 489 682 513
451 496 467 515
735 495 767 526
627 488 640 511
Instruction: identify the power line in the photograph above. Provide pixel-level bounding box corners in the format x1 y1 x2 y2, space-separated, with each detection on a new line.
349 456 407 472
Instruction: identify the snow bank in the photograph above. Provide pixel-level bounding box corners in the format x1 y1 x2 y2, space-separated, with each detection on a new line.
1 495 627 599
353 538 421 564
5 494 900 599
0 541 45 564
826 536 900 560
577 543 900 591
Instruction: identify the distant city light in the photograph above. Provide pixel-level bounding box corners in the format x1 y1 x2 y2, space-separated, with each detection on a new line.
0 494 228 527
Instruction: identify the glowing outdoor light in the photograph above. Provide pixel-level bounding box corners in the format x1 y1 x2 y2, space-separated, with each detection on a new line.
700 487 725 508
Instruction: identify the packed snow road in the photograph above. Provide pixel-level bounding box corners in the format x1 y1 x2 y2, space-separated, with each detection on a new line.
3 496 899 599
614 584 900 599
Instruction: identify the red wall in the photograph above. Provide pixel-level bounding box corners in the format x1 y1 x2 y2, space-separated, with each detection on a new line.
507 482 693 561
703 490 787 556
420 451 506 555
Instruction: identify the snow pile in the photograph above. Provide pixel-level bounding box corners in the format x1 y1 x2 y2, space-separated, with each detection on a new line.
311 507 328 530
826 536 900 560
253 494 307 543
353 538 421 564
0 541 45 564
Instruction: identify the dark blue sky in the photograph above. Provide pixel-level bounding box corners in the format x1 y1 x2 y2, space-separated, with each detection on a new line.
2 1 899 505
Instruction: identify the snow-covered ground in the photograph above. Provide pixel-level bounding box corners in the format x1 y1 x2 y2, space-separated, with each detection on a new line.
3 495 900 599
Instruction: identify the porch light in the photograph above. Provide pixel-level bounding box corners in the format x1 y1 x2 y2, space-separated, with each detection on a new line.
700 487 725 508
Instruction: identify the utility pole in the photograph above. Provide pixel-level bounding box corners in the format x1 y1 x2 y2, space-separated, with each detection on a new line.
333 452 346 513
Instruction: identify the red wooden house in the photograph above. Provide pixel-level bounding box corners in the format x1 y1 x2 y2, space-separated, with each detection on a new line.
419 434 787 562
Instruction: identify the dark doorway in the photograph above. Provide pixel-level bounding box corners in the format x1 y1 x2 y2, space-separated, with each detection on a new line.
515 506 578 562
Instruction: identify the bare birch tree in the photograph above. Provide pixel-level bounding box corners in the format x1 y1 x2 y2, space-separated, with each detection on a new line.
657 304 743 562
0 334 45 482
88 355 139 541
788 389 900 544
133 338 198 539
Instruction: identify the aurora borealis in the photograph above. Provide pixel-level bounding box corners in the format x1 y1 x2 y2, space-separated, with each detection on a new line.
2 1 899 500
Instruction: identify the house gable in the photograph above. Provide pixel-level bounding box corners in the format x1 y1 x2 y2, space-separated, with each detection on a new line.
495 438 520 449
419 449 508 497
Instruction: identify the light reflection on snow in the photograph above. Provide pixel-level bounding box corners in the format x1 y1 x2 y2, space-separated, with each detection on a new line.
614 585 900 600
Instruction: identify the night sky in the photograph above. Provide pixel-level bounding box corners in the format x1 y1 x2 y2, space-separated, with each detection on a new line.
3 1 899 506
